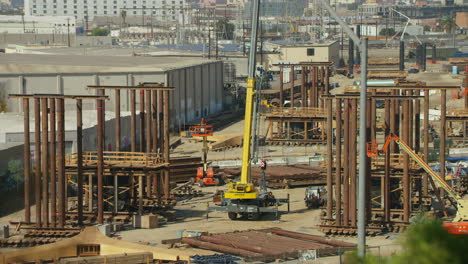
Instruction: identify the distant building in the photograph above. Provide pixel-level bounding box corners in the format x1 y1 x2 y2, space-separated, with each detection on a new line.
0 15 76 34
456 12 468 29
24 0 188 25
244 0 306 18
263 41 340 71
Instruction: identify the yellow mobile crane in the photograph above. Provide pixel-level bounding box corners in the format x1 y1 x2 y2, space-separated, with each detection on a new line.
211 0 288 220
368 134 468 233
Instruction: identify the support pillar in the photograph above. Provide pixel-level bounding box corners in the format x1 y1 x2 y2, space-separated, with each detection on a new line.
115 90 121 151
290 66 295 107
34 98 42 228
23 98 31 223
49 99 56 228
76 99 84 226
57 98 65 228
335 98 342 226
326 98 333 219
423 89 429 195
343 99 350 227
131 90 137 152
163 91 170 199
140 90 145 152
41 98 49 227
440 90 447 182
97 94 104 224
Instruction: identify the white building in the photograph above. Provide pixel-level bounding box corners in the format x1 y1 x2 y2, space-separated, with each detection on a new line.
0 15 76 34
24 0 188 25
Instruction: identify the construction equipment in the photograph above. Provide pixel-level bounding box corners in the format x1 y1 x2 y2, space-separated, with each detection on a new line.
304 186 326 209
190 118 220 186
367 134 468 234
209 0 288 220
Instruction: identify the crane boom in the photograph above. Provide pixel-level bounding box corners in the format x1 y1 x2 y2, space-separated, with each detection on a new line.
369 134 468 222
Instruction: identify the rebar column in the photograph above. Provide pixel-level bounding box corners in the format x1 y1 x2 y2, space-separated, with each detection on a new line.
163 90 170 199
349 99 357 227
140 90 145 152
290 66 295 107
49 99 56 228
335 98 342 226
23 98 31 223
440 89 447 182
403 96 410 222
57 98 65 228
34 98 42 227
326 98 333 219
343 99 350 227
115 90 121 151
76 99 84 226
423 89 429 195
131 89 137 152
97 94 104 224
40 98 49 227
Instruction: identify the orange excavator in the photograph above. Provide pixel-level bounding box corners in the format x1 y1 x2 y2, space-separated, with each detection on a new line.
367 134 468 235
190 118 220 186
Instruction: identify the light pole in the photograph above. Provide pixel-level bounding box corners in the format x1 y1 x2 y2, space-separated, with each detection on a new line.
320 0 369 258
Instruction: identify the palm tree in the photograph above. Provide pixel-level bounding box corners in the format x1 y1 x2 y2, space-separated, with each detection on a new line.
440 15 456 34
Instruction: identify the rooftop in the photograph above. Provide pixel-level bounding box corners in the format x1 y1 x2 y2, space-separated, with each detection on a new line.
0 47 212 74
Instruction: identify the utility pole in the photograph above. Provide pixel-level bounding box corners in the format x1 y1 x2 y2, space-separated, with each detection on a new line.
215 24 219 60
208 27 212 59
320 1 368 258
67 18 71 47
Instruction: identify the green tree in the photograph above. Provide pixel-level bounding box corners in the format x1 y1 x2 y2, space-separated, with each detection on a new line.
346 215 468 264
423 25 431 33
216 19 235 40
440 15 456 33
379 28 396 36
91 28 110 36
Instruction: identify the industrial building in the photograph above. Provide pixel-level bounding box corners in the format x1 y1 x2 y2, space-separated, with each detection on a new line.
0 51 224 150
263 41 340 71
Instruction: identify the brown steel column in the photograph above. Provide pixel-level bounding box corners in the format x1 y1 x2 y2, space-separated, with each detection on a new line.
57 98 65 228
384 99 391 222
158 91 164 199
76 99 84 226
290 66 295 107
163 91 170 199
97 95 104 224
140 90 145 152
152 91 158 153
34 98 42 227
403 97 410 222
115 90 121 151
389 90 397 153
335 98 342 226
415 95 421 153
49 99 56 228
440 89 447 182
301 67 307 107
145 90 152 196
312 67 317 108
40 98 49 227
23 98 31 223
131 90 137 152
325 67 330 95
423 89 429 195
309 67 314 107
343 99 350 227
326 98 333 219
279 66 284 107
349 99 357 227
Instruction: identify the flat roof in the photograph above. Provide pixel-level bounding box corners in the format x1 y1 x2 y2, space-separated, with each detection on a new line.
270 40 338 48
0 51 212 74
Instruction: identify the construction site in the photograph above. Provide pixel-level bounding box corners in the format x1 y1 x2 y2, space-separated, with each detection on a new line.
0 1 468 264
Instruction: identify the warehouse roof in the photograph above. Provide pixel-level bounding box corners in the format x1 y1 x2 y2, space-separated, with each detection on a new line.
0 50 212 74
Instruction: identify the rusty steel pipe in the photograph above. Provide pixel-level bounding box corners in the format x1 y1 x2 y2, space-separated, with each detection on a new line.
158 90 164 155
163 90 170 198
335 98 342 226
325 67 330 95
40 98 49 227
145 90 152 153
349 99 357 227
34 98 42 228
423 89 429 195
290 65 295 107
76 99 84 226
403 97 410 222
198 236 276 254
440 89 447 183
49 99 56 228
151 91 157 153
181 238 263 258
57 98 65 228
115 90 121 151
270 229 355 247
326 98 333 219
23 98 31 223
384 99 391 222
343 99 350 227
301 66 306 107
97 94 104 224
130 89 136 152
139 90 145 152
279 66 284 107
